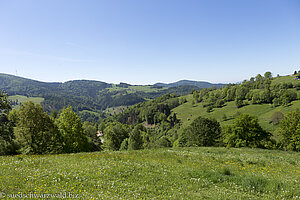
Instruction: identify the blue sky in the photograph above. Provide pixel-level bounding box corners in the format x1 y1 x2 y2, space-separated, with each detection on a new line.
0 0 299 84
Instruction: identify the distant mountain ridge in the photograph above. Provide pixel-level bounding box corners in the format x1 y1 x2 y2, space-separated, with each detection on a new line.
155 80 225 88
0 73 225 93
0 73 225 121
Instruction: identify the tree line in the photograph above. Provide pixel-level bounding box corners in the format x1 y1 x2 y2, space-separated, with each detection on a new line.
0 90 102 155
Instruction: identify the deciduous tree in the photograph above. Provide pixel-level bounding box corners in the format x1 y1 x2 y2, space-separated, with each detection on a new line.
0 90 15 155
103 122 130 150
223 114 270 148
15 101 60 154
56 106 89 153
178 116 221 147
128 124 145 150
279 110 300 151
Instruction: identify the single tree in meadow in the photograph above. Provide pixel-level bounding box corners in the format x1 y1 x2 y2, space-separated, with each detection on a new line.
178 116 221 147
223 114 270 148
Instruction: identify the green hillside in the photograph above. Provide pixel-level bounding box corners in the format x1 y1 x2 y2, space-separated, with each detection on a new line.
103 72 300 152
271 74 300 85
0 73 209 121
173 96 300 133
1 71 300 153
8 95 44 109
155 79 225 88
0 147 299 199
107 84 168 93
172 74 300 138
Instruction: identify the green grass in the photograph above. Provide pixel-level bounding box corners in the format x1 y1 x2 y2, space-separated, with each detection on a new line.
271 75 299 85
8 95 44 109
0 147 299 199
173 96 300 133
107 84 168 94
103 106 129 115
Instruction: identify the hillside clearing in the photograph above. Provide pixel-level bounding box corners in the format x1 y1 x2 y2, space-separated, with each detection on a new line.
173 96 300 133
8 95 44 109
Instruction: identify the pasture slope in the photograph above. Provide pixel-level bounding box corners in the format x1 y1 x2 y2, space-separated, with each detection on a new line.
8 95 44 110
172 74 300 137
173 96 300 133
0 147 299 199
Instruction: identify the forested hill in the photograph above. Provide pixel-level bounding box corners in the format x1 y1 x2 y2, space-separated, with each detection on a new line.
0 73 221 117
155 80 225 88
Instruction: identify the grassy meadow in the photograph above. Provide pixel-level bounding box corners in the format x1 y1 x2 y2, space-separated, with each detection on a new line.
103 105 129 115
8 95 44 109
0 147 299 199
173 95 300 134
107 84 168 94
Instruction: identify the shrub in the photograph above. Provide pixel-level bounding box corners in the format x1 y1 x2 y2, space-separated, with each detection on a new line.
270 111 284 125
154 136 171 148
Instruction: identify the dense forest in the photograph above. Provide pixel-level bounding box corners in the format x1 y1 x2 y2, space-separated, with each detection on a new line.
0 71 300 156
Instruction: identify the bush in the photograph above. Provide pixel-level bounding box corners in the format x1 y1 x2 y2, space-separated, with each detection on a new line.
270 111 284 125
154 136 171 148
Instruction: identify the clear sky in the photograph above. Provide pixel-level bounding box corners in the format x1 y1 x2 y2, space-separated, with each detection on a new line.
0 0 299 84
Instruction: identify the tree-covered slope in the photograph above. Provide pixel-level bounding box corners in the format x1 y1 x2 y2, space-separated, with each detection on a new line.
155 79 225 88
0 73 62 96
0 73 217 118
172 73 300 137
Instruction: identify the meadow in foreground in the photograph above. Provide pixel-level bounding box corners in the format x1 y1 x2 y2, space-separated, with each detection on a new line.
0 147 299 199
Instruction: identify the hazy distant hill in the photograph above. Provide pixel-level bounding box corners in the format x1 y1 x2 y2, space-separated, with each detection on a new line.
155 80 225 88
0 73 224 121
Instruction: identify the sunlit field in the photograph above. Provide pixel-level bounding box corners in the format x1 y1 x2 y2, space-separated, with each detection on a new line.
0 147 299 199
